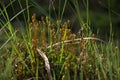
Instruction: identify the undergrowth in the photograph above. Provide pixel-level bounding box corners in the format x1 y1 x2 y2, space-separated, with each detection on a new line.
0 0 120 80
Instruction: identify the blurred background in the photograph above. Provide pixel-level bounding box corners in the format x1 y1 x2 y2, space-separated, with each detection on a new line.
0 0 120 41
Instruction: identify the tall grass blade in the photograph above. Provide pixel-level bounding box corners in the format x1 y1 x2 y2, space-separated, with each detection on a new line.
0 30 17 50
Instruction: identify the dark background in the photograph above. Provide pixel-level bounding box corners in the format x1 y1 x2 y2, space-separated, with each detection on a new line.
0 0 120 41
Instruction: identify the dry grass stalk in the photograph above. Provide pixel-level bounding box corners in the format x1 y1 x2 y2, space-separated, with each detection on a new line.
47 37 106 49
37 48 52 80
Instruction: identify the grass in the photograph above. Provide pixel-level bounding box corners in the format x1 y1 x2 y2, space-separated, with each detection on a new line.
0 0 120 80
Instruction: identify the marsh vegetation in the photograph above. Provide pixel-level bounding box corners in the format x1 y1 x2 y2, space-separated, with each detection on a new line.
0 0 120 80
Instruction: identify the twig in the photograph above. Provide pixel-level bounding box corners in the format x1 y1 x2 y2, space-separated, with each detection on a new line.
47 37 106 49
36 48 52 80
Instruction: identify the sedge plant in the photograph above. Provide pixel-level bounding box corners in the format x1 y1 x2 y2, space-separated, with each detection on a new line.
0 0 120 80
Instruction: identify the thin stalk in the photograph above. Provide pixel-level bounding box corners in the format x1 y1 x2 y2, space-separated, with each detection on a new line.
0 9 26 32
108 0 113 40
74 0 84 28
0 30 18 50
60 0 67 20
47 37 106 49
60 28 67 63
58 0 61 19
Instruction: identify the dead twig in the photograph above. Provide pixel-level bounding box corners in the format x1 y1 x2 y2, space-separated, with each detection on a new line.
47 37 106 49
36 48 52 80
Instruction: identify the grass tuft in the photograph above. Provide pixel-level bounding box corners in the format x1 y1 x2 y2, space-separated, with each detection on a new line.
0 0 120 80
